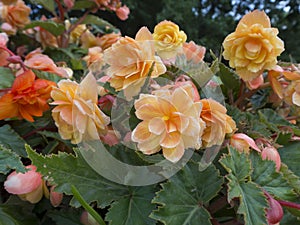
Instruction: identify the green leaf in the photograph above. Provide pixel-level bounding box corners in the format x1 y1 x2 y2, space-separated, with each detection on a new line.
0 68 14 89
279 163 300 196
151 162 223 225
0 125 26 157
0 145 26 174
29 0 55 14
250 152 296 201
106 186 156 225
47 209 83 225
218 63 240 95
72 0 96 10
26 145 128 208
25 21 65 36
279 142 300 178
219 147 268 225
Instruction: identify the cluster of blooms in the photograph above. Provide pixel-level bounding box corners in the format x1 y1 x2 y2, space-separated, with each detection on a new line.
0 2 297 223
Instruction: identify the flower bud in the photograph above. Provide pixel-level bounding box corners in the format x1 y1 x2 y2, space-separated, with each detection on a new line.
266 195 283 224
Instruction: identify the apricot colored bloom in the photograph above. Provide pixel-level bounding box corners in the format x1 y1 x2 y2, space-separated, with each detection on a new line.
116 5 130 21
4 165 44 204
83 46 104 74
51 73 110 144
24 50 72 78
98 32 121 50
65 20 87 44
132 84 205 163
0 70 55 122
199 99 236 147
222 10 284 81
230 133 261 153
153 20 187 59
246 74 264 90
183 41 206 63
1 0 30 30
261 146 281 172
80 30 102 49
103 26 166 99
0 32 10 66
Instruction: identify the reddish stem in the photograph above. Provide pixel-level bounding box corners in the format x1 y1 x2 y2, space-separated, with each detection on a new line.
54 0 65 21
277 200 300 210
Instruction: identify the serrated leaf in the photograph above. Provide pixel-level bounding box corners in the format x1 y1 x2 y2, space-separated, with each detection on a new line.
279 142 300 178
220 147 268 225
0 67 14 89
29 0 55 14
106 186 156 225
250 152 296 201
0 204 38 225
72 0 96 9
26 145 128 208
218 63 240 94
0 145 26 174
0 125 26 157
151 162 223 225
279 163 300 196
25 21 65 36
47 209 83 225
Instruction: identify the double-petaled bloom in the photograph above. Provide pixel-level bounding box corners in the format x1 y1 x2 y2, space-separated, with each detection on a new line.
131 84 205 162
103 26 166 99
51 73 110 144
222 10 284 81
0 70 55 122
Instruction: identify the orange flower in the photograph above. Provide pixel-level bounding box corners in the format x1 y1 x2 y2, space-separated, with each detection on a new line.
98 32 121 50
182 41 206 63
51 73 110 144
199 99 236 147
0 70 55 122
153 20 187 59
24 49 72 78
103 26 166 99
222 10 284 81
230 133 261 153
131 84 205 162
1 0 31 30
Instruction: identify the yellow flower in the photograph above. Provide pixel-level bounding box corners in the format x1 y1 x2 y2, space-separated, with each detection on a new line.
199 99 236 147
222 10 284 81
103 26 166 99
131 84 205 163
153 20 187 59
51 73 110 144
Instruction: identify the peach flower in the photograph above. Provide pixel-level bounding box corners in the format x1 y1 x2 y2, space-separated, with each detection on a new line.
0 32 10 66
103 26 166 99
230 133 261 153
116 5 130 21
246 74 264 90
132 84 205 162
34 16 58 48
51 73 110 144
24 50 72 78
4 165 44 203
261 146 281 171
153 20 187 59
0 70 55 122
1 0 31 30
80 30 102 49
98 32 121 50
1 22 17 35
182 41 206 63
199 99 236 147
222 10 284 81
83 46 104 74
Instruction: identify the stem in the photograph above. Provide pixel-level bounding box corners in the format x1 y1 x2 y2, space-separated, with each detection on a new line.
54 0 65 21
71 185 106 225
0 46 15 56
277 200 300 210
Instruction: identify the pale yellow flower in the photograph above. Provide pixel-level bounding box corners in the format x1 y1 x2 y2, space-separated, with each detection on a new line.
153 20 187 59
199 99 236 147
103 26 166 99
51 73 110 144
131 84 205 163
222 10 284 81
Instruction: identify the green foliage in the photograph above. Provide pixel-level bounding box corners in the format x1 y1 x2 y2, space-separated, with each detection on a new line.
46 209 83 225
151 162 223 225
29 0 55 14
0 68 14 89
25 21 65 36
279 142 300 178
0 145 26 174
220 147 268 225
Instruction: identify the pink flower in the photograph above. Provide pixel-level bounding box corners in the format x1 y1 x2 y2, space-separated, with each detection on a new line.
182 41 206 63
63 0 74 9
0 32 10 66
246 74 264 90
230 133 261 153
50 186 63 207
261 146 281 171
116 5 130 21
4 165 44 203
100 126 119 146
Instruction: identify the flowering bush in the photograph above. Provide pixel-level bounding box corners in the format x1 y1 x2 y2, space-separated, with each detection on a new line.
1 1 300 225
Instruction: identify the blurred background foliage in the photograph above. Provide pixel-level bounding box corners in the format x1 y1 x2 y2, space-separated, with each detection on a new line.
26 0 300 62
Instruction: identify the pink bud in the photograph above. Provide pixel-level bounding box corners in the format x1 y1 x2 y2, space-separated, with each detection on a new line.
261 146 281 172
230 133 261 153
80 211 100 225
7 55 22 64
246 74 264 90
116 5 130 21
63 0 74 9
100 127 119 147
266 194 284 224
50 186 63 207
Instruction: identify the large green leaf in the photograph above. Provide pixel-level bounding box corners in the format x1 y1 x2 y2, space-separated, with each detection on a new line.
0 125 26 157
0 145 25 174
47 209 83 225
25 21 65 36
0 68 14 89
29 0 55 14
218 62 241 96
250 152 296 201
150 162 223 225
106 186 156 225
279 142 300 178
279 163 300 196
220 147 268 225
